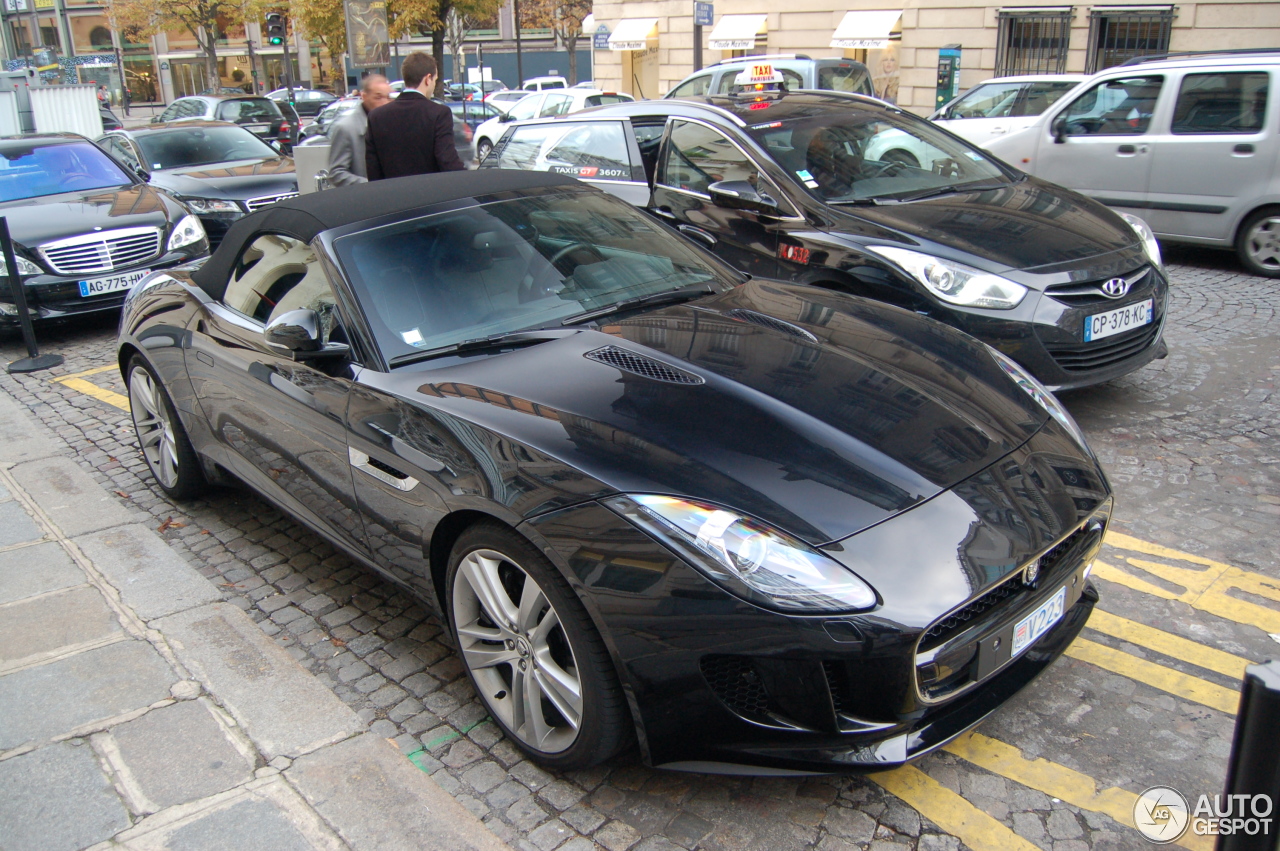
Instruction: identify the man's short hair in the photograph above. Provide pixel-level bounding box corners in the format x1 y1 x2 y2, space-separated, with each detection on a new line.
402 53 437 90
362 73 388 93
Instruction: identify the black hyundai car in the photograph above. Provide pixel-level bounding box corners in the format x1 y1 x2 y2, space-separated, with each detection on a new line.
97 122 298 249
0 135 208 327
118 172 1110 773
480 85 1170 391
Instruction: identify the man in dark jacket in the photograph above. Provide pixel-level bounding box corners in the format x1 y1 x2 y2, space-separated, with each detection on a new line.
366 52 465 179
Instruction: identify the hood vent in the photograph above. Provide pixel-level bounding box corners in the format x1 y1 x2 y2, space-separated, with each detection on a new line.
584 345 704 385
726 309 818 342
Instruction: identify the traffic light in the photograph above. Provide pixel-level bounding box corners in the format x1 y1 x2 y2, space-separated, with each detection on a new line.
265 13 285 46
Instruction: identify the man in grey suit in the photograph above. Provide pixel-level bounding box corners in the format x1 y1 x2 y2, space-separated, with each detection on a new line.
326 74 392 186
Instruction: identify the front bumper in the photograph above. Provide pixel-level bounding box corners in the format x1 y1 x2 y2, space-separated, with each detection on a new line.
526 418 1112 773
0 245 208 326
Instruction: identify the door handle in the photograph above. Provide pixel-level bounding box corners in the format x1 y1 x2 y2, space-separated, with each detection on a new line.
1117 144 1137 155
349 448 419 492
651 207 677 220
1234 143 1255 155
677 224 717 246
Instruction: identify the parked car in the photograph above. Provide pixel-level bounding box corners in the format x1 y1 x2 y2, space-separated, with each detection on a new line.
118 169 1110 773
99 104 123 132
984 51 1280 276
665 54 874 99
521 75 568 91
152 95 293 148
267 87 338 117
486 89 533 113
930 74 1087 146
481 83 1169 390
299 96 359 141
0 134 208 327
473 89 635 162
97 122 298 249
445 98 503 131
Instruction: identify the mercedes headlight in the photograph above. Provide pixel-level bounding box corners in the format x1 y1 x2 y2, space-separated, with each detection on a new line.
867 246 1027 309
182 198 242 214
167 214 207 251
986 345 1091 451
1117 212 1162 268
4 255 42 277
604 494 878 613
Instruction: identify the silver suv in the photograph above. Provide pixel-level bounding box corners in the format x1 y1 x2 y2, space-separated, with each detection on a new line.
665 54 873 99
985 50 1280 276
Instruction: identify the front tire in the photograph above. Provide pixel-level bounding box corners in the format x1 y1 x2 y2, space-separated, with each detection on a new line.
447 521 630 770
1235 208 1280 277
476 139 493 163
126 355 204 499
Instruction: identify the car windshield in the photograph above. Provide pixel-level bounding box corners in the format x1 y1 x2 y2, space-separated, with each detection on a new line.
333 191 735 363
216 98 282 123
135 125 280 169
942 80 1079 119
746 110 1011 203
0 141 131 202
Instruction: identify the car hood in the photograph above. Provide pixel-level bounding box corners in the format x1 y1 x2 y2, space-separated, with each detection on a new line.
827 175 1138 272
367 282 1050 544
150 159 297 200
0 183 179 250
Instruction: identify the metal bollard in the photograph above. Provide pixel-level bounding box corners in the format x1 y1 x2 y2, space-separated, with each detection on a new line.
1 216 63 374
1217 659 1280 851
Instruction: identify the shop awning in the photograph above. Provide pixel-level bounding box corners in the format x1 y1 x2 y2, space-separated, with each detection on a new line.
608 18 658 51
707 14 768 51
830 10 901 49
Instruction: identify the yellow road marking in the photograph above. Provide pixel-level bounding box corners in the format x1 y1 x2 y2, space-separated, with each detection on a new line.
944 732 1214 851
51 366 130 412
1064 638 1240 714
1087 609 1252 680
1096 531 1280 634
873 765 1041 850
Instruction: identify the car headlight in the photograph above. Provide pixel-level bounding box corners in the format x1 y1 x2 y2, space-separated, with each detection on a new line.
167 214 207 251
1117 212 1162 268
986 345 1092 451
182 198 242 214
867 246 1028 309
4 255 43 277
603 494 878 613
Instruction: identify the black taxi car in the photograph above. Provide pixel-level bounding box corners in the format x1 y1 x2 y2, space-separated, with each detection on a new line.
479 69 1169 391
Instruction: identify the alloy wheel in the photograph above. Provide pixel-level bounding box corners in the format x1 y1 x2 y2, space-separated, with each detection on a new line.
129 367 180 489
1245 216 1280 272
452 548 582 753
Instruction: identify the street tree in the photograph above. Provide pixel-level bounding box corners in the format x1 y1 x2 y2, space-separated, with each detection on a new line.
519 0 589 84
106 0 251 90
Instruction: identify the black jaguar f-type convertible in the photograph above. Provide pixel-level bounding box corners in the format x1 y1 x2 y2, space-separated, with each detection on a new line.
117 171 1111 774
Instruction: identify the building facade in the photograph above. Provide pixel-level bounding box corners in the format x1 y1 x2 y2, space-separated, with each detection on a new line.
590 0 1280 114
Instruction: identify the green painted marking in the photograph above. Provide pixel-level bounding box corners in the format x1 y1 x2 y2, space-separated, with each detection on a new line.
416 716 490 754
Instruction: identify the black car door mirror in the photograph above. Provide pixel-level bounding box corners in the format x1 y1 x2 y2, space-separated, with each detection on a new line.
129 160 150 181
265 309 349 359
1052 116 1069 144
708 180 782 216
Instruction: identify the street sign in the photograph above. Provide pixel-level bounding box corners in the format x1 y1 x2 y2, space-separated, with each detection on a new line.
694 2 714 27
593 30 610 50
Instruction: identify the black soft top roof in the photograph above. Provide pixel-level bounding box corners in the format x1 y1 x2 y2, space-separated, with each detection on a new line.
190 170 580 300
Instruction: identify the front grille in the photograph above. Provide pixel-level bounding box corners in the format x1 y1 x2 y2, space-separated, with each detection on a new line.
1046 323 1161 372
822 660 847 713
726 309 819 342
1045 267 1151 307
245 192 299 212
39 227 162 275
585 345 704 385
701 655 771 719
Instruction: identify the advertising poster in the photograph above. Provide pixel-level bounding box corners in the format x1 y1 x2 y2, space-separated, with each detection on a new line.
344 0 390 69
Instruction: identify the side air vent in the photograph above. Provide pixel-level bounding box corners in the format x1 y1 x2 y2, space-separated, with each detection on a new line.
701 655 772 719
584 345 704 385
726 309 818 342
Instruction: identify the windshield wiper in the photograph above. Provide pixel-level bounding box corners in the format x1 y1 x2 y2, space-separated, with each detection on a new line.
825 198 885 206
389 328 573 367
887 180 1012 204
560 283 715 326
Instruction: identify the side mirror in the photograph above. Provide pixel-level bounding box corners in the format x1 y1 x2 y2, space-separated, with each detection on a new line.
1052 116 1068 144
149 116 161 124
708 180 783 217
499 112 514 123
129 161 150 181
264 309 349 359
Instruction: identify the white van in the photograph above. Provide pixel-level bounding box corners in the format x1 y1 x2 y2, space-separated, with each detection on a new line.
986 51 1280 276
521 76 569 92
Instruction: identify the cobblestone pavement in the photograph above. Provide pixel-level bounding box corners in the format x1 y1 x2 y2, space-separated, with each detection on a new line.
2 244 1277 851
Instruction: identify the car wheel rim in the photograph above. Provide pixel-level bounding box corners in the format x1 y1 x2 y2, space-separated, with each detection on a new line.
1246 217 1280 271
452 548 582 754
129 367 179 489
